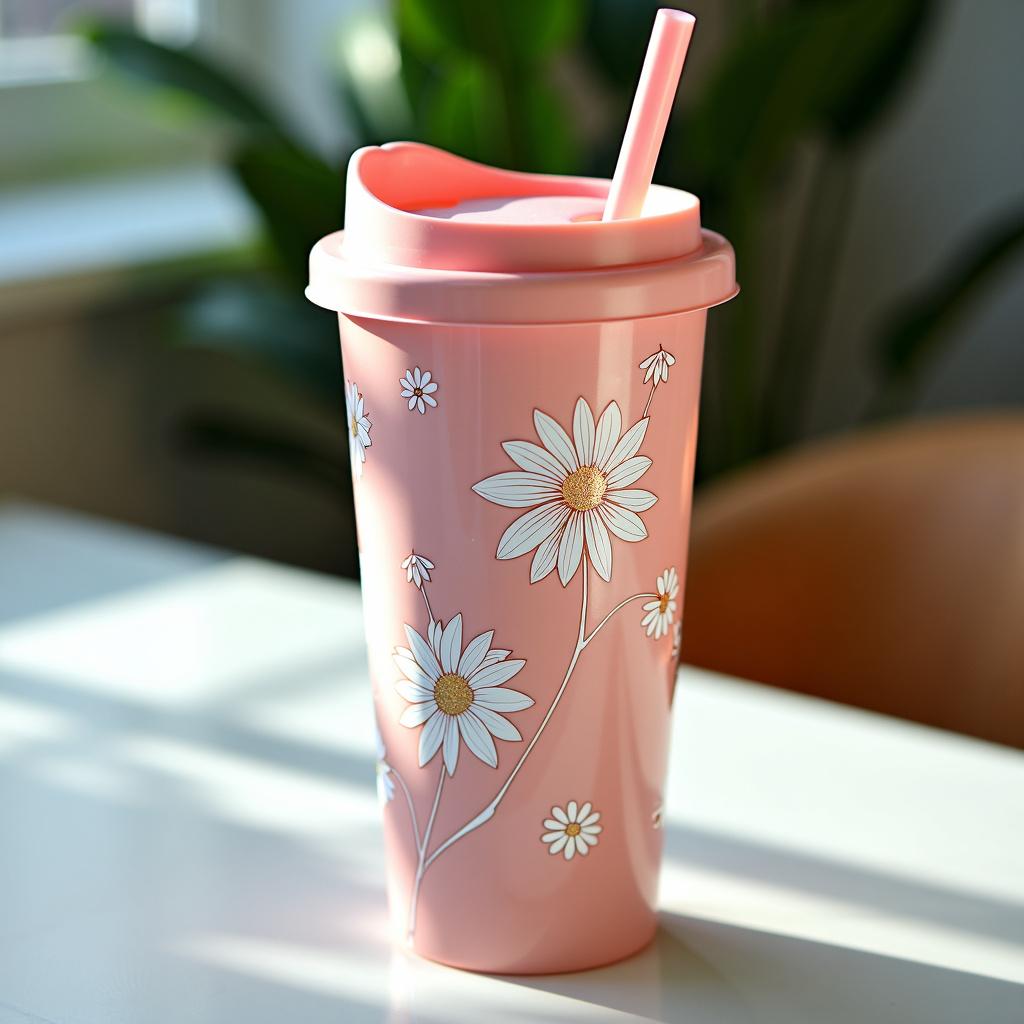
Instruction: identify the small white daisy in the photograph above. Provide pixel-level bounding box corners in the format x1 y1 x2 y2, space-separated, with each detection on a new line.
346 380 372 478
400 366 439 414
638 346 676 384
394 614 532 776
473 398 657 586
375 723 394 806
641 566 678 639
401 551 434 589
542 800 602 860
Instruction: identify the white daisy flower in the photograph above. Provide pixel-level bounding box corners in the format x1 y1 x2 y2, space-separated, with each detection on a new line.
394 613 533 776
639 346 676 384
473 398 658 586
542 800 602 860
375 723 394 806
672 619 682 662
346 380 372 478
400 366 439 414
401 551 434 589
641 567 678 639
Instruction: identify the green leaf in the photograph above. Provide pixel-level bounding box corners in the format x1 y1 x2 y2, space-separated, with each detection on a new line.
686 0 932 189
230 138 344 284
78 17 291 139
877 209 1024 383
397 0 582 64
332 8 414 145
173 279 342 408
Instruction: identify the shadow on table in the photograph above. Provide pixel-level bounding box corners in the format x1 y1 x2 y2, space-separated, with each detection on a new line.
501 912 1022 1024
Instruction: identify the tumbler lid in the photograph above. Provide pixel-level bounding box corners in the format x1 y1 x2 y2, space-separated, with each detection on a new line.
307 143 736 324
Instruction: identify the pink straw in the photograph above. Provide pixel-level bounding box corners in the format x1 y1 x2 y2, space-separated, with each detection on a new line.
602 9 695 222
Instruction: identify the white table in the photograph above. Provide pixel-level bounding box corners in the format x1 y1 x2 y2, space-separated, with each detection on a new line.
1 502 1021 1023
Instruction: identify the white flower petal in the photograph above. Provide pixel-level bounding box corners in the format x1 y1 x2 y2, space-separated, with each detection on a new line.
664 350 676 365
642 362 656 384
428 619 442 659
418 556 434 569
408 396 418 411
473 687 534 712
528 525 560 582
567 800 578 821
396 681 434 704
401 388 414 398
472 471 561 508
600 503 648 543
422 394 437 407
549 835 568 854
405 624 442 679
575 835 589 856
584 510 612 582
557 512 584 586
639 352 657 369
422 381 438 394
458 630 494 677
551 805 568 824
604 417 649 471
542 831 566 843
533 409 578 473
605 456 652 489
580 832 599 847
564 839 576 860
543 820 564 832
473 688 536 712
608 488 658 512
420 370 431 385
470 705 522 742
593 402 622 469
581 810 599 827
400 701 436 727
480 648 510 667
439 613 463 674
442 716 460 775
393 653 435 690
458 712 498 767
418 711 445 766
581 824 602 836
572 397 595 466
578 802 592 821
501 440 566 483
496 502 567 560
467 658 525 689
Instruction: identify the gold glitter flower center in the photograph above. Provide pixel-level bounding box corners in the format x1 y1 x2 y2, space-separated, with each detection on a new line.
350 416 359 438
434 672 473 716
562 466 607 511
658 593 671 614
565 822 581 837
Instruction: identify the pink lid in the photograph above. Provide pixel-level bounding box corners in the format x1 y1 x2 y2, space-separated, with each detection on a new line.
307 143 736 325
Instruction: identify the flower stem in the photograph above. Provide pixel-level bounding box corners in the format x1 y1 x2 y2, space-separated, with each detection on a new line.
406 762 445 943
642 380 658 418
389 765 421 851
420 584 434 625
582 592 656 648
423 557 591 871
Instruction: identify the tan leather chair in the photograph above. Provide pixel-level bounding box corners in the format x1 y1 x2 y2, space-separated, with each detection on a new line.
683 414 1024 747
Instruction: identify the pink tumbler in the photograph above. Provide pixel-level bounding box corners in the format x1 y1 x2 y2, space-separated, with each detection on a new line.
307 142 736 973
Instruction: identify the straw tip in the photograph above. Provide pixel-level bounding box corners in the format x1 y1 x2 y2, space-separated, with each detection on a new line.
657 8 696 26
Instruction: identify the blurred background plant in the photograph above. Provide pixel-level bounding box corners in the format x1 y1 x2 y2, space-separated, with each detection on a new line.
3 0 1022 577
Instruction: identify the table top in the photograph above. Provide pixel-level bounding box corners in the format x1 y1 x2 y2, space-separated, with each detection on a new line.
1 501 1022 1024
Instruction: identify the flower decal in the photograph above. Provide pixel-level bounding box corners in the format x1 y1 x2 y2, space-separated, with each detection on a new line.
346 380 372 478
401 551 434 589
394 614 533 776
473 399 657 586
639 345 676 384
375 724 394 806
642 567 678 639
400 367 439 414
542 801 602 860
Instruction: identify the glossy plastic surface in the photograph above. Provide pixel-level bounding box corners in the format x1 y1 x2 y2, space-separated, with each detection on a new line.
342 309 706 972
